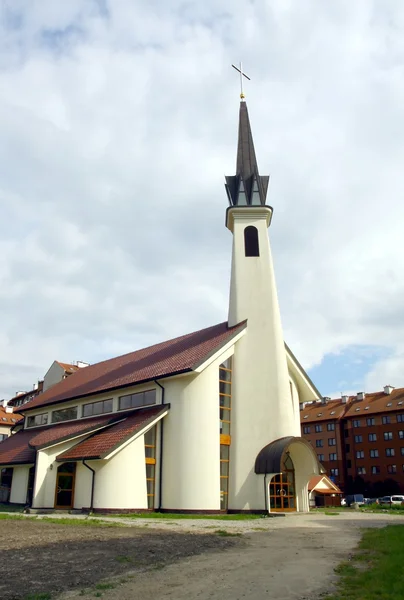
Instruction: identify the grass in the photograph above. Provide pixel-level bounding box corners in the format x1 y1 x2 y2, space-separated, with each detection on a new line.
40 517 121 527
324 511 340 516
110 512 265 520
361 503 404 515
0 502 25 513
95 583 116 591
214 529 242 537
24 594 52 600
325 525 404 600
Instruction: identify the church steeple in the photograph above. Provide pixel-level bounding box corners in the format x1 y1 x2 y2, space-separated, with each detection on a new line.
225 102 269 207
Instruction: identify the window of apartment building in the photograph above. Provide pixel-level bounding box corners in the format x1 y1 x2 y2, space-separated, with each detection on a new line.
368 433 377 442
315 424 322 433
51 407 78 424
382 415 391 425
386 448 395 457
329 453 337 461
353 420 361 428
82 399 113 418
371 466 380 474
26 413 48 428
303 426 310 434
401 448 404 456
327 423 335 431
317 454 324 461
384 432 393 441
345 443 350 453
366 417 375 426
397 414 404 423
354 435 362 443
118 389 156 411
316 439 323 448
356 450 365 459
328 438 336 446
370 449 379 458
357 467 366 475
330 468 339 476
0 434 7 442
346 459 352 468
387 465 397 474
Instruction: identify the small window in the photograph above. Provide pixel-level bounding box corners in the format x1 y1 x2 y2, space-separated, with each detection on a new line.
51 407 78 424
370 449 379 458
368 433 377 442
354 435 363 443
357 466 366 475
330 411 336 415
329 453 337 461
244 226 259 257
27 413 49 428
303 426 311 434
382 415 391 425
315 424 322 433
82 399 113 418
371 466 380 474
397 414 404 423
328 438 336 446
317 454 324 461
386 448 395 457
387 465 397 474
118 389 156 411
384 432 393 441
330 468 339 476
316 439 323 448
353 420 361 428
356 450 365 459
327 423 335 431
366 417 375 426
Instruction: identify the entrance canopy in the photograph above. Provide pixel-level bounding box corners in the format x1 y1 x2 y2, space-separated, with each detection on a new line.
255 436 321 474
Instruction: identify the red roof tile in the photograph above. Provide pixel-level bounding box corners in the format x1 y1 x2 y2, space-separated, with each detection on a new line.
57 405 168 461
0 429 36 465
29 412 127 450
0 406 23 426
17 321 246 413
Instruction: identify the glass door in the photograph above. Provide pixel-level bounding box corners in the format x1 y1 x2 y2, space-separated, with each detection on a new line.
54 462 76 509
269 454 296 512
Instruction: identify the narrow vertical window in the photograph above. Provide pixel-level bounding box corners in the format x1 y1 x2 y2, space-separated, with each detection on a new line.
219 357 232 510
244 226 259 257
144 427 156 509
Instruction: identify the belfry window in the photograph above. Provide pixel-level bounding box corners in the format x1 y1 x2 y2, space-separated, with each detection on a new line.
244 226 259 257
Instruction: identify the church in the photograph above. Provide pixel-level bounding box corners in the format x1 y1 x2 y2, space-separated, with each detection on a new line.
0 94 324 513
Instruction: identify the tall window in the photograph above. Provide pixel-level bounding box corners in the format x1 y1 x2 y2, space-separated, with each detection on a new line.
219 357 232 510
144 427 156 510
244 226 259 257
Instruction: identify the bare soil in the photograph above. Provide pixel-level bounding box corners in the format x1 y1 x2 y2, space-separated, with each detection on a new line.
0 519 242 600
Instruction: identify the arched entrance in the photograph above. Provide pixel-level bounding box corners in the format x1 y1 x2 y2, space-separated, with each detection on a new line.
54 462 76 509
269 454 296 512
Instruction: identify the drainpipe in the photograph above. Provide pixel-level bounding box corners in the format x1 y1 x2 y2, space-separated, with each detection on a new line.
82 460 95 513
154 380 165 511
264 474 268 513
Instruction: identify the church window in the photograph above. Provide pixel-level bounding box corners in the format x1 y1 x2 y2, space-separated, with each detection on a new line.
82 399 113 418
244 226 259 257
219 357 232 510
144 426 156 509
27 413 48 428
119 389 156 411
51 406 78 424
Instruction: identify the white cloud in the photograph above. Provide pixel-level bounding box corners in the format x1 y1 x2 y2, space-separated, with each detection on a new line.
1 0 404 398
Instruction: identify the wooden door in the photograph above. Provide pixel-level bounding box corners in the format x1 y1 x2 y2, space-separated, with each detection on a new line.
54 462 76 509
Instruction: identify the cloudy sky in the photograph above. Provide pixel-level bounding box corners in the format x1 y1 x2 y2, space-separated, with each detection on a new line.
1 0 404 400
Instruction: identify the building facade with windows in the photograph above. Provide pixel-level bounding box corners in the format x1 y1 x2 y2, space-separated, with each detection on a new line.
0 98 322 513
300 386 404 496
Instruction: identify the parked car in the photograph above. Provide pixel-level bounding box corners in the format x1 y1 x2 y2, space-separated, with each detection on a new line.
379 495 404 506
345 494 365 507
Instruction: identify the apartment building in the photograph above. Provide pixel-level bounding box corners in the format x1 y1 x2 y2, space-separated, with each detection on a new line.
300 386 404 496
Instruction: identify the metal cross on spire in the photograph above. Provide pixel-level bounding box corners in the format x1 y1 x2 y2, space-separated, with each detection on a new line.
231 62 250 100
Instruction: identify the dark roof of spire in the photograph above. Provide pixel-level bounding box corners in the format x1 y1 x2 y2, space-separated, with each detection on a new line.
236 101 259 180
225 101 269 207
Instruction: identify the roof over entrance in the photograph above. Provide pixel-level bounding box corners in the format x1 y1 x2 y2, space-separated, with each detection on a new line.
254 436 320 474
308 475 342 495
17 321 246 413
56 405 168 461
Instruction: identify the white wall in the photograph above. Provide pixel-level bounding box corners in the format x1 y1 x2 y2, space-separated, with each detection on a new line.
0 425 10 438
162 362 223 511
10 466 30 504
226 207 300 510
92 435 147 510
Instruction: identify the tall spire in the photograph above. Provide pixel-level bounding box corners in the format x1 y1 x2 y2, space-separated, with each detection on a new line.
225 102 269 207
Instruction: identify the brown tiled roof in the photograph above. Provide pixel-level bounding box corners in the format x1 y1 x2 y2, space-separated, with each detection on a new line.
300 387 404 423
308 475 342 494
0 429 36 465
57 362 80 374
56 405 169 461
17 321 246 413
300 399 347 423
343 388 404 418
29 412 127 450
0 406 23 426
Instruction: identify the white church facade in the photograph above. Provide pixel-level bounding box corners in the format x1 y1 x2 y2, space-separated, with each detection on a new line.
0 99 322 513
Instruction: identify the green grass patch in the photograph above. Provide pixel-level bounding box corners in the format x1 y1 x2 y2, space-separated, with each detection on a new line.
326 525 404 600
95 583 115 591
0 513 25 520
115 555 133 563
0 502 25 513
324 511 340 516
40 517 121 527
214 529 242 537
361 504 404 515
24 594 52 600
109 512 264 520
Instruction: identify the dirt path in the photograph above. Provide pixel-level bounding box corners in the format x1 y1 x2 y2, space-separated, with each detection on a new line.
62 513 404 600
